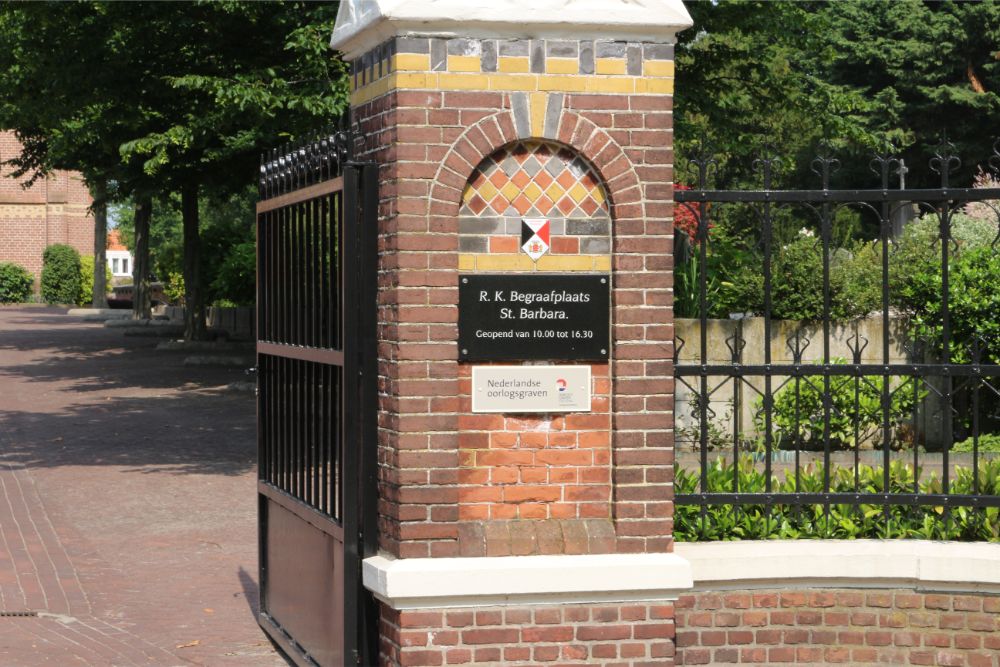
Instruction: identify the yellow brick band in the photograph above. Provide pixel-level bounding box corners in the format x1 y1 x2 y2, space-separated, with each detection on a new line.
349 38 677 104
448 55 482 72
486 75 537 91
498 56 530 73
595 58 627 75
392 53 431 71
585 78 636 94
546 58 579 75
634 78 675 94
351 74 395 105
352 71 675 105
0 204 47 217
460 254 610 273
536 75 588 93
643 60 676 77
437 73 491 90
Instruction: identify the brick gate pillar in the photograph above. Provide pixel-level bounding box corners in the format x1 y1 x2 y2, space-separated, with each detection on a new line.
332 3 694 664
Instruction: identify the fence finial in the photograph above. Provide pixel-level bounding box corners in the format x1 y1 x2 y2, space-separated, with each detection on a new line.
810 143 840 190
869 147 901 190
752 144 782 190
685 140 718 190
929 134 961 188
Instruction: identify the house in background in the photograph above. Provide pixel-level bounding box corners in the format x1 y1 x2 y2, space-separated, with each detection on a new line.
0 131 94 287
106 229 132 281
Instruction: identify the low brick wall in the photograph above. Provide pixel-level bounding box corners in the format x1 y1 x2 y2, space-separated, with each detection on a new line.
676 589 1000 665
381 601 676 666
672 541 1000 665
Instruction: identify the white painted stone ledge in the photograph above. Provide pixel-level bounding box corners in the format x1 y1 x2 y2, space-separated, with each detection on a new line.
363 553 693 610
331 0 694 60
675 540 1000 594
365 541 1000 610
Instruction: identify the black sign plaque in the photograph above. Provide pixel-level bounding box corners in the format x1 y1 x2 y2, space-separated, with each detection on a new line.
458 274 610 361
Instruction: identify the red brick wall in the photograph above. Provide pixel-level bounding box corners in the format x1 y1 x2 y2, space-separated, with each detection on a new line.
352 40 676 562
0 131 94 285
676 589 1000 666
381 601 676 666
349 35 679 666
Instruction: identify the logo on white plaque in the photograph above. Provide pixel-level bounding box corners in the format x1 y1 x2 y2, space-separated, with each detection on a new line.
472 366 591 413
520 218 550 261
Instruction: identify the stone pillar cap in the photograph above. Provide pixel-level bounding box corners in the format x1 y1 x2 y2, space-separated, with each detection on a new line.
331 0 693 60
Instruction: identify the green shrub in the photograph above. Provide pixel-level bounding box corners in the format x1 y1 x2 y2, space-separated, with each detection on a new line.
0 262 34 303
722 231 881 321
210 241 255 306
893 245 1000 364
164 271 185 305
953 434 1000 453
40 244 82 305
77 256 113 306
676 456 1000 542
833 241 882 318
906 211 998 252
757 359 924 450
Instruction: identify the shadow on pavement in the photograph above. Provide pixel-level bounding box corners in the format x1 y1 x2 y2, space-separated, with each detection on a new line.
0 390 256 475
239 565 262 616
0 306 257 476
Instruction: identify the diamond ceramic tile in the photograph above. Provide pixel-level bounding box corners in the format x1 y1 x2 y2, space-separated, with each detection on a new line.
568 182 588 203
544 159 564 177
545 182 565 201
524 182 543 202
478 181 499 202
460 140 610 219
511 170 531 188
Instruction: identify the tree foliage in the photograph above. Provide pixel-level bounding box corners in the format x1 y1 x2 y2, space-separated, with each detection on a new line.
115 185 257 306
676 1 1000 189
0 1 346 338
824 0 1000 186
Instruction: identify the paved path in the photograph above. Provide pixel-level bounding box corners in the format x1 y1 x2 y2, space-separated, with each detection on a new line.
0 306 288 666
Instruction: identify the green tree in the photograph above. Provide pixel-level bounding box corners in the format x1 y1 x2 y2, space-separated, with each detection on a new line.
115 2 347 339
676 1 1000 189
0 3 151 309
1 2 347 338
825 0 1000 187
675 1 882 191
116 185 258 306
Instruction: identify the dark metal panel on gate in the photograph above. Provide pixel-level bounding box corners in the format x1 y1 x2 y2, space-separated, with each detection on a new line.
256 122 378 667
263 501 344 666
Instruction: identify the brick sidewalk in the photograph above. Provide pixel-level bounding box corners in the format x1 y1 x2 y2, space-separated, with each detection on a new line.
0 306 288 666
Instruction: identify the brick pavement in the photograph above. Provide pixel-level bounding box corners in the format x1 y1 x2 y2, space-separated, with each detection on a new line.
0 306 288 666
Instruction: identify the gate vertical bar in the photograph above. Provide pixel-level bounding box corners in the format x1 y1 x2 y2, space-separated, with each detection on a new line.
359 162 380 667
341 163 361 665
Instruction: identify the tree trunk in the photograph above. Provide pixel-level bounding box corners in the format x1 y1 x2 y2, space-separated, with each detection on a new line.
132 197 152 320
91 180 109 309
182 183 207 341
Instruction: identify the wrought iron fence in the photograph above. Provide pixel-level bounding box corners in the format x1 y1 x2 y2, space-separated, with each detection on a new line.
673 139 1000 539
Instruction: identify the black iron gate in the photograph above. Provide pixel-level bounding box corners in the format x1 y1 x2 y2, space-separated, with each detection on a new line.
256 123 378 666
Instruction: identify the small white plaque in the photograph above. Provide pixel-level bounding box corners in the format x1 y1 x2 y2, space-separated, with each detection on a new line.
472 366 591 413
